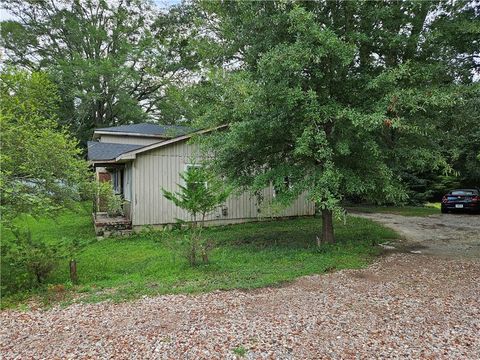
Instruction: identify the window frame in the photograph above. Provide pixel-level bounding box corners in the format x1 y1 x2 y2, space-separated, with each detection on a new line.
184 163 208 189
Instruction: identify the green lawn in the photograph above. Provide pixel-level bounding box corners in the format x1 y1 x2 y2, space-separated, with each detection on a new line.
1 205 399 308
347 203 441 217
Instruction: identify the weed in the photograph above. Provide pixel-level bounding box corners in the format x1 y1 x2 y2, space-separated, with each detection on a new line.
232 346 247 357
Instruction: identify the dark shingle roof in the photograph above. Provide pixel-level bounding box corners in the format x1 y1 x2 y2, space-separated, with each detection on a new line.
95 123 193 137
87 141 145 161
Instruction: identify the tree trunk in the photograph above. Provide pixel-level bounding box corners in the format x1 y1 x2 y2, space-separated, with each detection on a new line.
321 209 335 244
69 259 78 284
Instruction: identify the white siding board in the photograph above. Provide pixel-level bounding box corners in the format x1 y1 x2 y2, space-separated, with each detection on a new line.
132 140 315 226
123 163 133 201
146 156 151 224
99 134 164 146
131 160 137 224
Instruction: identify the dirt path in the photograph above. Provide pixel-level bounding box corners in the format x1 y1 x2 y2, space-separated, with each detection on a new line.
352 212 480 258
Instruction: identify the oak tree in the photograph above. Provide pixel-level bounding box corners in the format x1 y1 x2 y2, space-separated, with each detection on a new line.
189 1 479 243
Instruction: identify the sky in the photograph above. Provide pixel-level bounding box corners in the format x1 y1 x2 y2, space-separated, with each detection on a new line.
156 0 182 7
0 7 13 21
0 0 182 21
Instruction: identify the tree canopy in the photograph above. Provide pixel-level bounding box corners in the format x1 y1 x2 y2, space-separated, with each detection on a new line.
0 69 89 227
1 0 194 144
1 0 478 242
162 164 230 225
187 0 479 242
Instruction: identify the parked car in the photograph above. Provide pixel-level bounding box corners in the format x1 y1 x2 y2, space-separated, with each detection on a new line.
441 189 480 214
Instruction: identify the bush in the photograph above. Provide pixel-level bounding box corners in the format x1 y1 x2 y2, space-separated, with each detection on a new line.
161 164 230 266
95 181 125 216
158 226 213 266
1 229 60 292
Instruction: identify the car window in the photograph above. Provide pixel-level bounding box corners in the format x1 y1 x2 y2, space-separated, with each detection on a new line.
450 190 477 195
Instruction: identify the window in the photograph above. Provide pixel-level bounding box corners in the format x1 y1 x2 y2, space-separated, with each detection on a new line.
451 190 477 196
273 177 292 198
110 169 122 194
184 163 202 171
123 165 132 201
184 163 208 189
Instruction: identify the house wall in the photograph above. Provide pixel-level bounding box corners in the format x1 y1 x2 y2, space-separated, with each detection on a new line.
99 134 164 146
123 163 133 201
131 140 315 227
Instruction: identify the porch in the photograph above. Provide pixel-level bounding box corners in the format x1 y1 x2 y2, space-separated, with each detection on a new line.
93 211 132 237
93 162 134 237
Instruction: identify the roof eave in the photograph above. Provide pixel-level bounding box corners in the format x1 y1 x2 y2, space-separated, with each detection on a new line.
88 159 117 165
89 158 133 165
116 153 137 161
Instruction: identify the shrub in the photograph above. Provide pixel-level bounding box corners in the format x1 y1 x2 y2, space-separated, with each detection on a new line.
95 181 125 216
159 226 213 266
161 164 230 265
2 229 60 291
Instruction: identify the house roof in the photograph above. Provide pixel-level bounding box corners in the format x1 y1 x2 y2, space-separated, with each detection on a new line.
87 141 146 162
94 123 194 139
114 124 228 162
88 124 228 164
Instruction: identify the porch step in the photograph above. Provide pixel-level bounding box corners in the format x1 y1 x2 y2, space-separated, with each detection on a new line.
93 212 132 238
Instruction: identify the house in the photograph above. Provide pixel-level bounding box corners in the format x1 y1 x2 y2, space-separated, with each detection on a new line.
88 123 315 235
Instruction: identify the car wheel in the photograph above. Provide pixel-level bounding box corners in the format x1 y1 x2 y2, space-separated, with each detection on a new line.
441 208 448 214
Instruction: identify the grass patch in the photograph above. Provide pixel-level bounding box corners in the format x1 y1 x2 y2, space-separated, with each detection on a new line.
1 202 95 245
1 205 398 308
347 204 440 217
232 346 247 357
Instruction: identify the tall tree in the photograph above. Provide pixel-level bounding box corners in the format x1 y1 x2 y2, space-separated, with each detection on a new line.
0 69 89 227
1 70 92 292
188 1 479 243
1 0 194 144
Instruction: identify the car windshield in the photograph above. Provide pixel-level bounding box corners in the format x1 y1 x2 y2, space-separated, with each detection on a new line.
450 190 477 195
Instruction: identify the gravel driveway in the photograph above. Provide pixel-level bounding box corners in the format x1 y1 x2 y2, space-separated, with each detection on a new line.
2 215 479 359
353 212 480 258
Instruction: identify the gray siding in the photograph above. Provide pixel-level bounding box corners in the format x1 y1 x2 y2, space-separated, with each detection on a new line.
132 140 315 226
99 134 163 146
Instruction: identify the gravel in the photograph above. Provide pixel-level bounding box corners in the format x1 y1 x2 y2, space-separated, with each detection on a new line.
353 213 480 258
1 253 479 359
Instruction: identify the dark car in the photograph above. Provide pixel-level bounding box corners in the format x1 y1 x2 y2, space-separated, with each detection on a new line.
441 189 480 214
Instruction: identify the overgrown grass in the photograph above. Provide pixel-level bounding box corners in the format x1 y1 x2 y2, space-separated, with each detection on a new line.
1 205 399 308
1 202 95 245
347 203 441 217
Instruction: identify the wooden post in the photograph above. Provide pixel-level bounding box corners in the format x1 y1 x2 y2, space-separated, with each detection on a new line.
69 259 78 284
201 248 209 263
